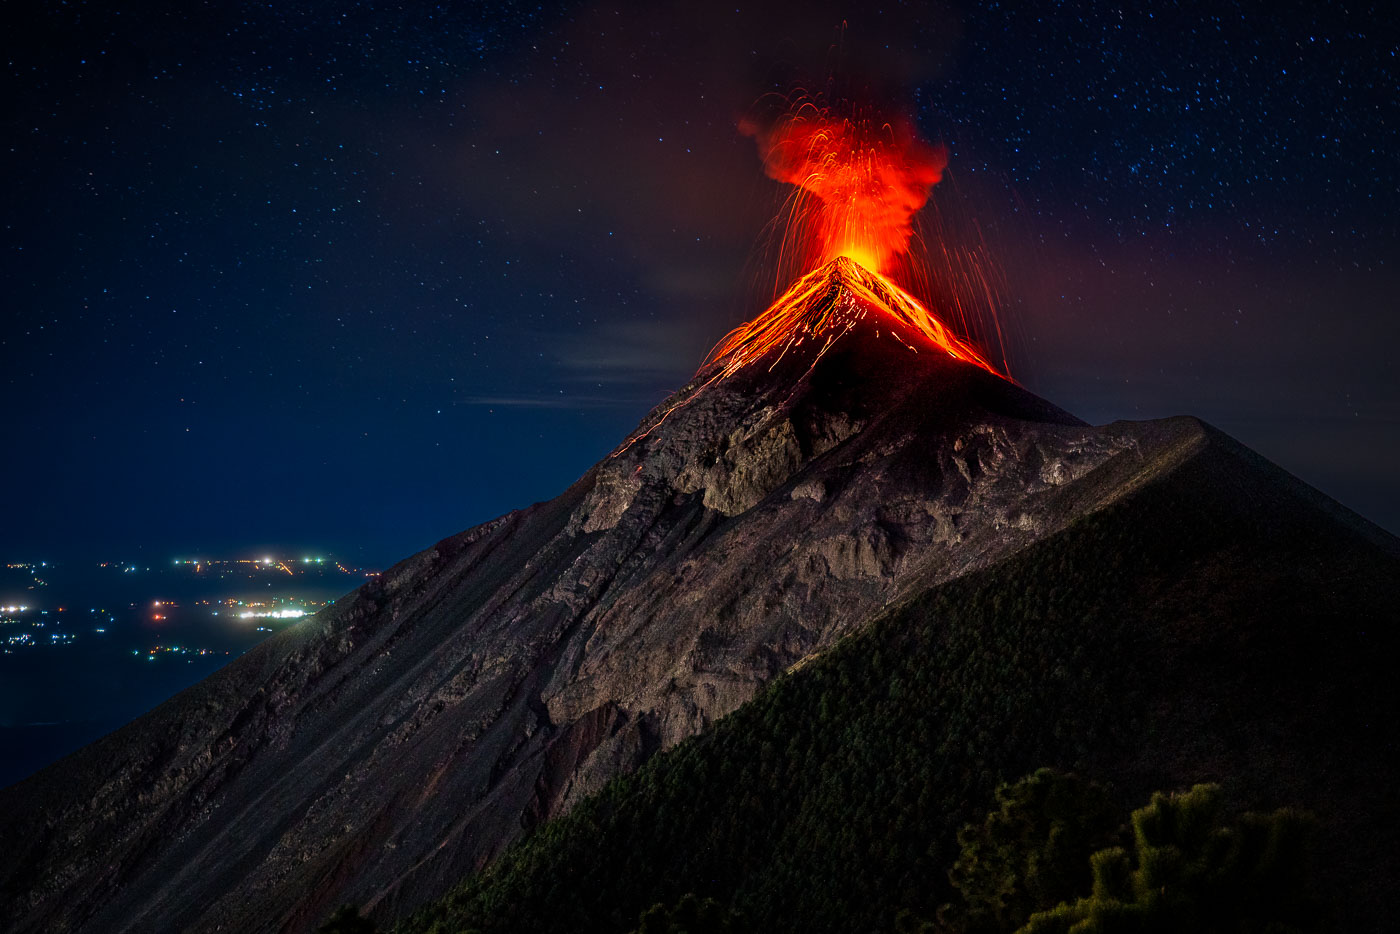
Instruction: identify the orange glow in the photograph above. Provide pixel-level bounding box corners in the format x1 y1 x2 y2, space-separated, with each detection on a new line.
741 94 947 286
705 255 1002 378
615 256 1003 456
732 92 1008 377
612 94 1009 457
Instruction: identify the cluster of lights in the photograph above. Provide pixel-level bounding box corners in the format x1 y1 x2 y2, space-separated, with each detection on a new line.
174 555 327 565
209 596 326 617
133 645 232 661
3 630 74 647
2 554 344 661
236 608 307 620
163 555 372 577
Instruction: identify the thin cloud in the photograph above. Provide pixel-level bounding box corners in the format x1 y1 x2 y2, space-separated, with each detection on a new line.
454 391 670 410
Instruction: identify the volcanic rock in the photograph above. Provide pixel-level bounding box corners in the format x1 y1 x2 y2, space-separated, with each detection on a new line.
1 259 1389 933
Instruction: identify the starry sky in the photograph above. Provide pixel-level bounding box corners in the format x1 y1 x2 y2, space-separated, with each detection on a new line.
5 0 1397 565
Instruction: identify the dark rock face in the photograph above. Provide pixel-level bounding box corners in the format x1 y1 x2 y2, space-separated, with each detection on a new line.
0 273 1365 933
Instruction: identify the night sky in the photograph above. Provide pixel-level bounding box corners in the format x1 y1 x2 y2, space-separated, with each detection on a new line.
6 1 1397 567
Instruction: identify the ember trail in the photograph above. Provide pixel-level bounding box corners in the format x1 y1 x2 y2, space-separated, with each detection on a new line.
617 95 1008 455
741 94 948 285
724 92 1007 380
704 256 1001 379
711 93 1008 383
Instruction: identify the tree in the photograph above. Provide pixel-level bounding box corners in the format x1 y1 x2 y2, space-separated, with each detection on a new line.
1018 784 1317 933
629 893 743 934
940 768 1123 933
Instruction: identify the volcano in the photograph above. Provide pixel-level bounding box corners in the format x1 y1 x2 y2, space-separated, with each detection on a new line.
2 258 1397 933
703 256 1003 378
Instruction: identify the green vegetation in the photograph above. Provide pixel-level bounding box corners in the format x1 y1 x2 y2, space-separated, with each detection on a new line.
629 894 744 934
398 446 1394 934
937 769 1123 933
1019 784 1316 934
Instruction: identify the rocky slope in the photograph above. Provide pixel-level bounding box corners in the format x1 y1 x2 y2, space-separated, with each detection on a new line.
402 417 1400 934
0 260 1367 933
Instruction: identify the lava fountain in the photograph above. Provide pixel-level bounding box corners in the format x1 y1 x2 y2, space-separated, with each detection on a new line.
617 94 1008 454
740 95 948 288
711 92 1008 381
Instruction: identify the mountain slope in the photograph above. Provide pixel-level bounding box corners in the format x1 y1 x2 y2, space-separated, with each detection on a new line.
1 259 1392 933
403 421 1400 934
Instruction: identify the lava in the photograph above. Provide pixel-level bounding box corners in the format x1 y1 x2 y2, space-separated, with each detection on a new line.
741 94 947 287
731 91 1007 381
616 255 1003 456
614 95 1008 456
704 255 1002 379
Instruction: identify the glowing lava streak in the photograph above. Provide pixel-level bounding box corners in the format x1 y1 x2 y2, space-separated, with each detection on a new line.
612 97 1008 456
615 256 1003 456
704 255 1001 378
742 96 947 286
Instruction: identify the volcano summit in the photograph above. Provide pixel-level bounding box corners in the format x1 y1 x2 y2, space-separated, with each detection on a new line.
706 256 1003 379
1 257 1397 933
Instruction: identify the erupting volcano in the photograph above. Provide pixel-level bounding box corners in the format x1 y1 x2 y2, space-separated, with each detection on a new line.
5 99 1399 934
615 96 1009 454
718 94 1006 384
704 255 1003 380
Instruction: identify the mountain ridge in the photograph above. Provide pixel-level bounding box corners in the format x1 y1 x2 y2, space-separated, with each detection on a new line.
400 414 1400 933
2 276 1394 932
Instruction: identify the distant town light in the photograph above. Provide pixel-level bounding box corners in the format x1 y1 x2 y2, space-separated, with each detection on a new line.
236 608 307 620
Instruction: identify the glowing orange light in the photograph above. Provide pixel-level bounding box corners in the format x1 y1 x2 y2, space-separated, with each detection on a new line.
719 92 1005 379
613 93 1008 458
705 255 1001 378
742 93 947 286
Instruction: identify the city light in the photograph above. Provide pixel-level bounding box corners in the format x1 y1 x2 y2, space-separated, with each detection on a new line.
2 549 363 656
237 608 307 620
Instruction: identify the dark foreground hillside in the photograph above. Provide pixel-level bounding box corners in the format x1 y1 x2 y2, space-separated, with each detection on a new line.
402 427 1400 934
